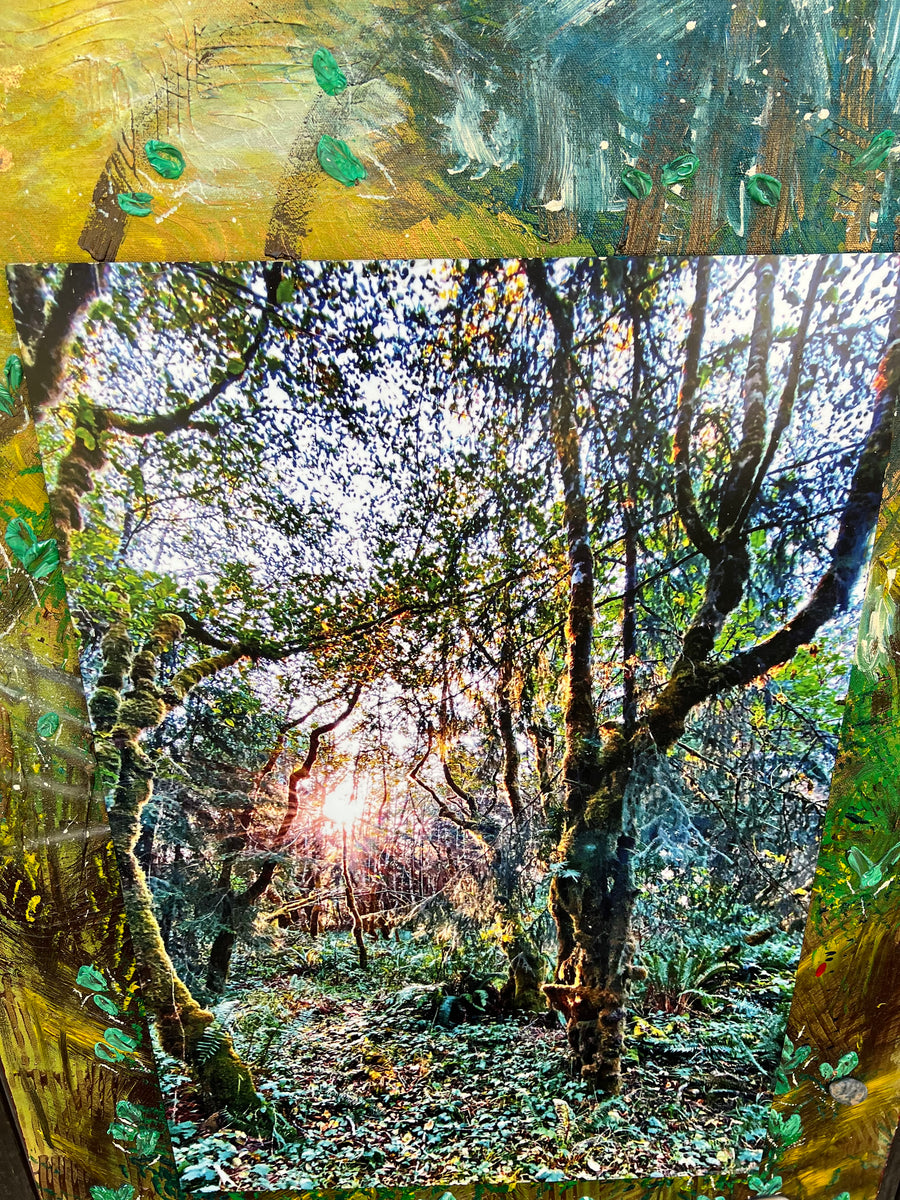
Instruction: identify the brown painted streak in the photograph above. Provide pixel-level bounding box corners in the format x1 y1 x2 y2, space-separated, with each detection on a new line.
746 87 797 254
77 31 202 263
37 1154 92 1200
617 53 697 255
265 92 328 260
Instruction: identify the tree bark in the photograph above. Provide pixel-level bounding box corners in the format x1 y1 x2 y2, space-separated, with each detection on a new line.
342 827 368 969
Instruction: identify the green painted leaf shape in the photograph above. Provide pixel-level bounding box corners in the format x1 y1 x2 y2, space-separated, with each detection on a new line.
820 1062 835 1080
93 993 119 1016
103 1026 140 1053
94 1040 124 1062
746 173 782 206
790 1043 812 1067
852 130 895 171
316 135 367 186
107 1121 136 1142
134 1128 160 1156
780 1112 802 1143
115 1099 144 1126
145 139 185 179
36 712 59 738
0 385 13 416
860 864 883 888
76 963 108 992
847 845 873 877
312 47 348 96
877 841 900 869
90 1187 136 1200
225 357 245 375
5 517 36 561
22 536 60 580
835 1051 859 1078
276 277 294 304
117 192 153 217
4 355 22 392
621 166 652 199
661 151 699 186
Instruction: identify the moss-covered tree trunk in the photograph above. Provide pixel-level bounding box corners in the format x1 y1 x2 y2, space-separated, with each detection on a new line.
91 614 264 1120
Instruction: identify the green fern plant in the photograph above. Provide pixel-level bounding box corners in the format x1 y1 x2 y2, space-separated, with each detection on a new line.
640 942 731 1013
195 1020 229 1065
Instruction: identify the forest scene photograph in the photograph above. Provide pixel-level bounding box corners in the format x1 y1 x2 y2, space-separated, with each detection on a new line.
6 251 900 1193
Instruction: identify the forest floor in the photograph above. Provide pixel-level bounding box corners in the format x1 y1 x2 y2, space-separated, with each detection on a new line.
164 930 788 1193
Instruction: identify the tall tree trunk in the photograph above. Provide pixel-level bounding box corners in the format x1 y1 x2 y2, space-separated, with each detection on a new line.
92 616 265 1120
342 828 368 969
525 260 637 1090
525 257 898 1094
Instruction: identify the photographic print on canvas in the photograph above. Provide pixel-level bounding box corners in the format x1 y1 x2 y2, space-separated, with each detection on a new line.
7 253 898 1193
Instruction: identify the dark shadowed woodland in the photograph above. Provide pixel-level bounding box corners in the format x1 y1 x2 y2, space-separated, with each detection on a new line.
7 253 900 1191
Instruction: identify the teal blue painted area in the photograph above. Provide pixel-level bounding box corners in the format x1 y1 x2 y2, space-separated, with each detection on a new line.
387 0 900 251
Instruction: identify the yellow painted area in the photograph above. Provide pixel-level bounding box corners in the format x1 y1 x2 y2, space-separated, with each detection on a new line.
0 0 596 264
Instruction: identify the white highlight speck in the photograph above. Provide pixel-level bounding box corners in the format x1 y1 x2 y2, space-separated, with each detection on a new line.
758 17 766 25
685 20 696 30
600 140 609 150
818 108 830 119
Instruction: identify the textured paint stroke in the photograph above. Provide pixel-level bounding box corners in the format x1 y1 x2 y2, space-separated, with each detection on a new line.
0 0 899 259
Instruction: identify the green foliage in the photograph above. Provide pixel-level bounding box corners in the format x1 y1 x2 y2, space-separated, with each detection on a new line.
847 842 900 890
0 354 22 413
89 1186 136 1200
312 48 348 96
316 135 367 185
145 140 186 180
5 516 59 578
195 1022 230 1066
621 166 652 198
76 963 108 992
820 1051 859 1082
36 711 59 738
852 130 895 171
768 1108 802 1147
117 192 154 216
746 174 782 206
748 1175 782 1196
661 153 699 186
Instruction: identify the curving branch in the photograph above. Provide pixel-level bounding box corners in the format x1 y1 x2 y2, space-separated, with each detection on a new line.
408 731 498 845
272 683 363 846
647 334 900 749
8 264 105 419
